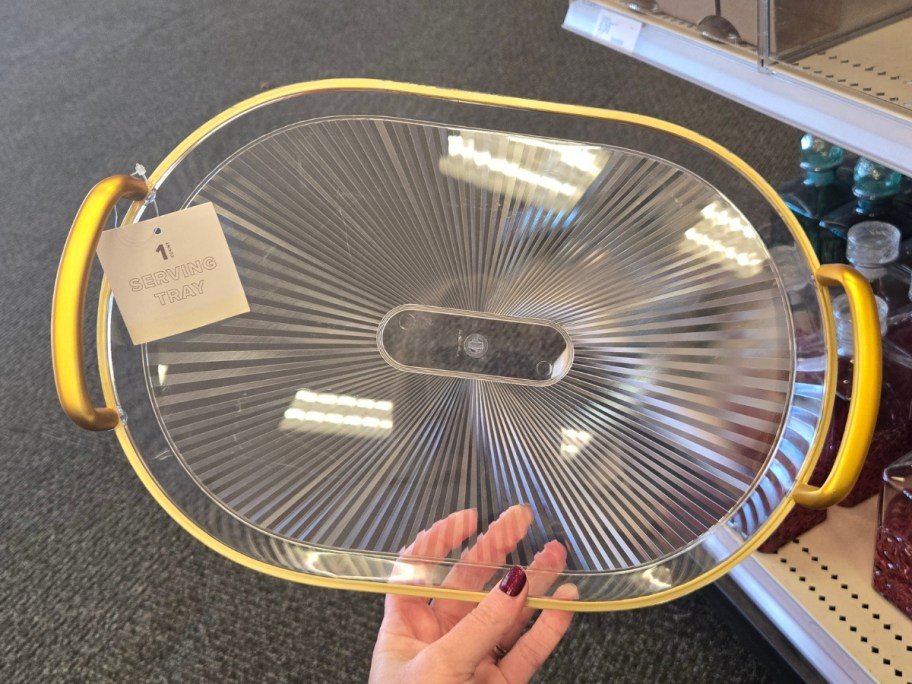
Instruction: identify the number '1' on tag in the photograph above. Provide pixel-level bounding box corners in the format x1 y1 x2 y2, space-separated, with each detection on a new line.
96 202 250 345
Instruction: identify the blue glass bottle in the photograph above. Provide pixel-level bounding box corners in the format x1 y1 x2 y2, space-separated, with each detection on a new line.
899 175 912 208
777 134 848 258
836 151 859 191
819 159 911 264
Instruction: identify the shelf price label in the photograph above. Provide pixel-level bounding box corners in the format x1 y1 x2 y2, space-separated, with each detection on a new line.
592 7 643 54
564 2 644 55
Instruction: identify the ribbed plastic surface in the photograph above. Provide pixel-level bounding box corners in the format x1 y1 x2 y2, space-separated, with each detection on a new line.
144 118 790 570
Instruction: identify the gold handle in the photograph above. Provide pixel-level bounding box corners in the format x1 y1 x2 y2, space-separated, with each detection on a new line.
52 175 149 430
792 264 882 509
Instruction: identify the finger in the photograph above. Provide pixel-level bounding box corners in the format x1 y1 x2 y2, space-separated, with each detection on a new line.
393 508 478 585
399 508 479 562
432 505 533 623
425 566 529 674
460 505 532 564
387 509 478 616
498 583 578 682
497 540 568 650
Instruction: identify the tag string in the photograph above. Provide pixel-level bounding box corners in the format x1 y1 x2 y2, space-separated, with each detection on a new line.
109 163 160 228
133 163 161 218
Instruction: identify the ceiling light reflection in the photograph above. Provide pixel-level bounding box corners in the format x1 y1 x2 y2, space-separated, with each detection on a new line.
560 427 593 460
439 130 610 211
447 135 578 196
684 202 765 276
280 389 394 437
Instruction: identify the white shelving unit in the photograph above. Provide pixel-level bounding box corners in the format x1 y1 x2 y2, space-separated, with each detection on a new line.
730 500 912 683
563 0 912 177
563 2 912 681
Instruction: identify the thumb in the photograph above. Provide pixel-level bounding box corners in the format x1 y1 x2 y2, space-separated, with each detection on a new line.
427 566 528 672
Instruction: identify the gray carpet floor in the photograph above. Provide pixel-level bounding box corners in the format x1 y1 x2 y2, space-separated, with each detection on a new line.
1 1 804 681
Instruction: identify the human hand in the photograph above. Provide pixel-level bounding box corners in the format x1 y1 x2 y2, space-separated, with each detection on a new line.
369 504 577 683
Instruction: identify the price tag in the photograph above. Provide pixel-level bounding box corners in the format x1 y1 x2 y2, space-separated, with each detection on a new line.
96 202 250 345
592 7 643 54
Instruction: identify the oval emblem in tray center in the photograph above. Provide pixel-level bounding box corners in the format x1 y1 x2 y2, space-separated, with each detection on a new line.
377 305 573 386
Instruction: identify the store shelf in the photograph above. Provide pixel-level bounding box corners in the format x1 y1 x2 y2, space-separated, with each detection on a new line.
792 18 912 112
562 0 912 178
729 499 912 683
561 4 912 679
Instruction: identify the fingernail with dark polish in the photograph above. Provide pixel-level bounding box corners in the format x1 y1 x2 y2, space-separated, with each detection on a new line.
499 566 526 597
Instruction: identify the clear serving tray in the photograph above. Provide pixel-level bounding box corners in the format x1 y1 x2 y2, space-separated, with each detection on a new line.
53 81 883 609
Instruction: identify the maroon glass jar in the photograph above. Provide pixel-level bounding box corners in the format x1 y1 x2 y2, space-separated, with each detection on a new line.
826 296 912 507
874 453 912 619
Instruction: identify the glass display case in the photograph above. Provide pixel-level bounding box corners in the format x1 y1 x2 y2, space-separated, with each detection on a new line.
757 0 912 111
563 0 912 178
